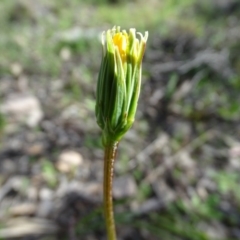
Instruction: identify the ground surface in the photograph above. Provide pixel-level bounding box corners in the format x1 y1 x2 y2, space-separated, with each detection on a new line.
0 0 240 240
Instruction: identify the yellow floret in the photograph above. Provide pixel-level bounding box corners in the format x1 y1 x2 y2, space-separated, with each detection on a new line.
113 33 128 62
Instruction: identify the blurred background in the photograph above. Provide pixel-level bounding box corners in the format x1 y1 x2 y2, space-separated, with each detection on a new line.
0 0 240 239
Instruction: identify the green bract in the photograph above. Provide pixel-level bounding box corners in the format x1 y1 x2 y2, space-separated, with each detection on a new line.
96 26 148 145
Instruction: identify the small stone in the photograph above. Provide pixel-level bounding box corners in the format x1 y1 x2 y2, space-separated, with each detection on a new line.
11 62 23 76
0 94 43 127
26 143 44 156
229 144 240 157
56 151 83 173
0 217 57 237
134 198 161 214
11 176 29 193
27 187 38 201
2 159 16 174
39 188 54 201
152 181 175 204
177 151 195 169
9 203 37 216
198 178 217 191
60 47 71 61
37 200 54 218
113 175 137 199
57 180 102 200
78 182 102 199
196 186 208 200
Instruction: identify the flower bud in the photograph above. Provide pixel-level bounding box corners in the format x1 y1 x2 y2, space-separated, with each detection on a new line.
96 26 148 145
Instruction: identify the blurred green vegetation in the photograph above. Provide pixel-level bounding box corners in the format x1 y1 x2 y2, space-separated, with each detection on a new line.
0 0 240 239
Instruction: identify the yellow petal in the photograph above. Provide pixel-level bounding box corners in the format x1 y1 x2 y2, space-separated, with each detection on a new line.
112 32 128 62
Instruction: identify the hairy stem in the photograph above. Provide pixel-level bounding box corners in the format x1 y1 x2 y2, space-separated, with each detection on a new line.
103 141 119 240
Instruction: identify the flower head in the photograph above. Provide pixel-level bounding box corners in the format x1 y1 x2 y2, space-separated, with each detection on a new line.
96 26 148 145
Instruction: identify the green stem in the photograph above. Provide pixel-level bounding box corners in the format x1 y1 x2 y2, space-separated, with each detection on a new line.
103 141 119 240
